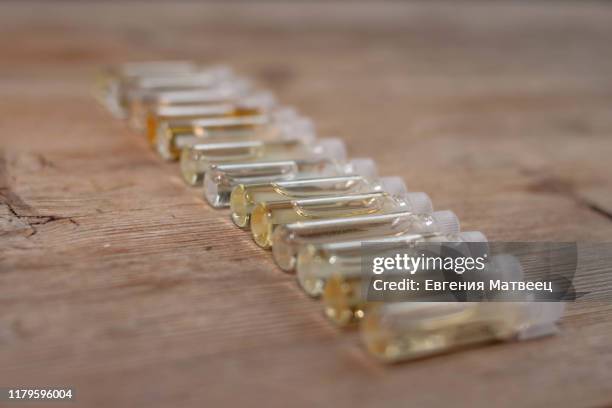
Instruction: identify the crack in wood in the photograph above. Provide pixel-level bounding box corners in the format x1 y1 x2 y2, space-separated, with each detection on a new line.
583 201 612 222
526 174 612 223
0 151 79 237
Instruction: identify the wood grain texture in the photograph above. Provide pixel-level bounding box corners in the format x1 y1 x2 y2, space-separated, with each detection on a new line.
1 2 612 407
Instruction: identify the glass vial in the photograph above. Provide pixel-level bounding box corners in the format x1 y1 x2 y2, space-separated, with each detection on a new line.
97 63 232 118
205 157 376 210
149 92 277 152
128 79 252 131
177 115 315 182
95 61 198 116
228 173 396 223
156 106 301 161
250 183 433 249
361 300 564 363
321 231 488 326
159 108 304 161
290 210 459 295
181 137 345 187
128 69 237 120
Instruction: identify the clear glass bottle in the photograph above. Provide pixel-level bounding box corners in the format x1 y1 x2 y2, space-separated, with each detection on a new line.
361 300 564 363
127 69 237 119
287 210 458 295
250 182 433 249
205 157 376 210
149 92 277 151
95 61 198 115
157 107 304 160
128 79 253 131
97 63 232 118
321 231 488 326
227 173 393 221
227 166 380 223
174 117 314 184
160 109 304 161
156 109 302 162
180 137 344 187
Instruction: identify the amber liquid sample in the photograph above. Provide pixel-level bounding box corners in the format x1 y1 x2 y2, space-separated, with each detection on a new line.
206 157 368 209
149 105 263 152
128 80 252 130
229 175 385 226
272 203 443 274
320 234 490 327
361 301 564 362
250 192 406 249
180 137 341 186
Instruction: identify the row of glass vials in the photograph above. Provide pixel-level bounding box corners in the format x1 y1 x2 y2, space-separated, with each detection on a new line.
96 61 564 363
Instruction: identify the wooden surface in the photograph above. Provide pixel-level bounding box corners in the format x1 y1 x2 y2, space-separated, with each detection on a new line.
1 2 612 407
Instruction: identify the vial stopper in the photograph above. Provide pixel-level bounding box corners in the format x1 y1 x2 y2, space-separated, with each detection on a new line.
402 192 434 215
280 117 316 143
480 255 525 300
431 210 460 235
488 254 524 282
348 158 378 178
517 302 566 340
457 231 489 259
315 138 347 160
379 176 408 197
272 106 299 121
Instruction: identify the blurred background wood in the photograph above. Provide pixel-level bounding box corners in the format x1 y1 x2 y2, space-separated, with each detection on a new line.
1 1 612 407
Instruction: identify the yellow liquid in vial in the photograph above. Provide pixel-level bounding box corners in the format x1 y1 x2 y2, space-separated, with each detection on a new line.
147 106 261 146
230 176 370 228
296 243 360 297
323 271 414 327
273 211 435 274
321 250 515 328
320 251 456 325
362 301 563 362
180 139 308 186
163 121 263 161
250 193 396 248
362 303 496 362
323 273 366 326
131 92 244 131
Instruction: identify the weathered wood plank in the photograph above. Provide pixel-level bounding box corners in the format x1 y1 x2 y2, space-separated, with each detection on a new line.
1 2 612 407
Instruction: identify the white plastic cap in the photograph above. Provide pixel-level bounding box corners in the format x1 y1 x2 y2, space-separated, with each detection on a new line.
272 106 299 121
489 254 523 282
242 91 277 109
458 231 489 259
432 210 460 235
314 138 347 161
517 302 565 340
402 192 434 214
468 254 525 300
348 158 378 178
380 176 408 197
279 117 316 143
